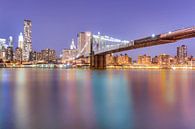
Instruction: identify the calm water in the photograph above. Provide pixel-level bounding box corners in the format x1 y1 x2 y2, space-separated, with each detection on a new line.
0 69 195 129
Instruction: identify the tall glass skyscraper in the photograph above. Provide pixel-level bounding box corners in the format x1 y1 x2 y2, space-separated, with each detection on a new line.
23 20 32 61
18 32 24 49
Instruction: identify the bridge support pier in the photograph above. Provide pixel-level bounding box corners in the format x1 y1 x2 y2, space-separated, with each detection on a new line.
90 54 106 69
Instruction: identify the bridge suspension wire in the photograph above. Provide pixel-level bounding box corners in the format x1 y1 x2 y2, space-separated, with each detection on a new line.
93 34 129 44
76 33 132 58
76 39 91 58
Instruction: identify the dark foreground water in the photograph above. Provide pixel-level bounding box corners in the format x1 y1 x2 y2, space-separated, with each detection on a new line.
0 69 195 129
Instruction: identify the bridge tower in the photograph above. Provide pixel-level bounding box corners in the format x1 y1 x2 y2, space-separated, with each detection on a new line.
90 37 107 69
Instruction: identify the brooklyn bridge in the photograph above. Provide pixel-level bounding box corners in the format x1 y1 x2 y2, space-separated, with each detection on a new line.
75 27 195 69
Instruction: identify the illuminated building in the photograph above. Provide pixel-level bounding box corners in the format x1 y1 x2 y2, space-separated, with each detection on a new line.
116 54 132 65
8 36 13 47
61 49 78 63
18 32 24 49
36 52 43 61
15 47 22 62
0 48 7 61
29 51 37 61
138 54 151 65
23 20 32 61
106 54 116 66
61 39 78 63
152 56 158 64
157 54 172 66
188 58 195 66
177 45 187 64
77 32 92 56
70 39 76 50
6 46 14 61
0 38 8 50
41 49 56 62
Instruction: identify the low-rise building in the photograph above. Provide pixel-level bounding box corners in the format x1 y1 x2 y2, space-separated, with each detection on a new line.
116 54 132 65
138 54 151 65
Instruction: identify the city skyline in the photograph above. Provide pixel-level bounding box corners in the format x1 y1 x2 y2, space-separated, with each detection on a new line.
1 0 195 59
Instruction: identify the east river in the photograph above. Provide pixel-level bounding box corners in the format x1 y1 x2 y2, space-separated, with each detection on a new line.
0 69 195 129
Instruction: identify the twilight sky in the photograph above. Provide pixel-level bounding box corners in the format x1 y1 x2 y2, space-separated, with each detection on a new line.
0 0 195 59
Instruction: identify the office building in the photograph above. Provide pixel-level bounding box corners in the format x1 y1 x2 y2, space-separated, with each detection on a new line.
116 54 132 65
29 51 37 61
0 38 8 50
106 54 116 66
23 20 32 61
61 39 78 63
36 52 43 61
158 54 172 66
8 36 13 47
6 46 14 61
41 49 56 62
15 47 23 62
138 54 151 65
61 49 78 63
177 45 187 64
18 32 24 49
0 48 7 61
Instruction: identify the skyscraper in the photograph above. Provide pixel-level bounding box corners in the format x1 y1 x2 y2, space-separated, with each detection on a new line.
8 36 13 47
70 39 76 50
18 32 24 49
6 46 14 61
0 38 8 50
23 20 32 61
77 32 92 56
177 45 187 64
15 47 22 62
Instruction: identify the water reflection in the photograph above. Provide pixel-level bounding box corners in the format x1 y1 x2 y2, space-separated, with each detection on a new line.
0 69 195 129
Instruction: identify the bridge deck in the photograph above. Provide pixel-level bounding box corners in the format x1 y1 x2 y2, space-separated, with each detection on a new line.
94 26 195 55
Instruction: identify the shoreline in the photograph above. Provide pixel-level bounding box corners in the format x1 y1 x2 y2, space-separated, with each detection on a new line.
1 65 195 70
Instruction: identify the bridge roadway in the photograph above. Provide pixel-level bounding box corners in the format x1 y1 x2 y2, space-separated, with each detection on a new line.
94 26 195 55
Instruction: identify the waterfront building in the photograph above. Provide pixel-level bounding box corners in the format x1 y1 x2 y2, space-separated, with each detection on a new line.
0 47 7 61
36 52 43 61
138 54 151 65
6 46 14 62
77 32 92 56
41 49 56 62
61 49 78 63
61 39 78 63
188 58 195 66
29 51 37 61
177 45 187 64
116 54 132 65
0 38 8 50
157 54 172 66
152 56 158 64
106 54 116 66
23 20 32 61
15 47 23 62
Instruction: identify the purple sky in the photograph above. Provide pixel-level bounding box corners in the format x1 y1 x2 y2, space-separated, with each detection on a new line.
0 0 195 59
